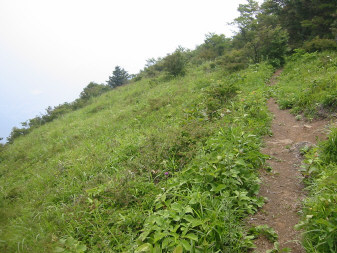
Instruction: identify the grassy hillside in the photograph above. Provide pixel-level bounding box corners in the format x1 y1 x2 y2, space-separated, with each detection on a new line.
2 0 337 250
0 63 274 252
1 50 336 252
274 50 337 119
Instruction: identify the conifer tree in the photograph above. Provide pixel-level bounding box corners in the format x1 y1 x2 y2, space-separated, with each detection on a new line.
107 66 129 88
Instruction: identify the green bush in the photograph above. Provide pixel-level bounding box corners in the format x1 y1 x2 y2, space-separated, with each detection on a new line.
194 33 232 61
321 128 337 164
275 51 337 118
322 91 337 110
7 127 29 143
303 37 337 52
163 50 187 77
80 82 110 100
216 49 249 72
204 79 239 119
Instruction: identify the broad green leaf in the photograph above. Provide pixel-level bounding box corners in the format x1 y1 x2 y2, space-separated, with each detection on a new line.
235 159 247 166
184 205 193 214
171 213 181 222
65 237 76 248
139 231 150 242
162 237 173 248
153 243 162 253
54 247 65 253
59 239 66 245
76 244 87 252
153 232 166 243
154 217 164 226
171 202 183 213
183 233 198 241
211 184 227 192
180 239 192 251
173 245 183 253
135 243 153 253
170 224 180 233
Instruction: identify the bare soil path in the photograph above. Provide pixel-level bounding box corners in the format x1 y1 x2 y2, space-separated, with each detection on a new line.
248 71 329 252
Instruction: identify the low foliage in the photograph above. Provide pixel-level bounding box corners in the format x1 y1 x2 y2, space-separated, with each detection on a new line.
297 127 337 252
248 225 278 243
303 37 337 53
274 50 337 119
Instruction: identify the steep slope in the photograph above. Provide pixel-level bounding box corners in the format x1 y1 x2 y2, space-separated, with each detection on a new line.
2 51 335 252
0 63 274 252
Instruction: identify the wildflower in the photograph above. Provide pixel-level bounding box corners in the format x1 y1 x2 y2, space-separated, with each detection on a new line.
164 172 169 176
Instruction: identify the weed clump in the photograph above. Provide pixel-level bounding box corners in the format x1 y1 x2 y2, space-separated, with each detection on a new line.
298 127 337 252
276 51 337 119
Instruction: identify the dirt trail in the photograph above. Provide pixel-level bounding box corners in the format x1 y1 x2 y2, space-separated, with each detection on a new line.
248 71 330 252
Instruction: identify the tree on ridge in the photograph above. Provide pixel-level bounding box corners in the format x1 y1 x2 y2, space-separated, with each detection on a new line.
107 66 129 88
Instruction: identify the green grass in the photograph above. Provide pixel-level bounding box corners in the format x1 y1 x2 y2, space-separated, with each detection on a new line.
274 50 337 119
0 62 274 252
2 50 336 252
297 127 337 252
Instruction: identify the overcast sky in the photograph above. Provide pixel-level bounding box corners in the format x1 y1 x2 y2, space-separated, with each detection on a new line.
0 0 258 142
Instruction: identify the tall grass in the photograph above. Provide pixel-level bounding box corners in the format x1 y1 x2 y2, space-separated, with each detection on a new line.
274 50 337 119
0 63 274 252
297 127 337 252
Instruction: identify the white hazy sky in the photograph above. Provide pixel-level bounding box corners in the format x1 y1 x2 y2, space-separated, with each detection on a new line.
0 0 258 142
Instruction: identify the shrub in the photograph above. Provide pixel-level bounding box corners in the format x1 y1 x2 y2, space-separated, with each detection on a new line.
7 127 30 143
322 91 337 110
303 37 337 52
163 50 187 77
321 128 337 164
80 82 110 100
258 25 289 67
216 49 249 72
194 33 232 61
204 80 239 119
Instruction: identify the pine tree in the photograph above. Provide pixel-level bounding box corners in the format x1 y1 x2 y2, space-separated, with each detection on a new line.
107 66 129 88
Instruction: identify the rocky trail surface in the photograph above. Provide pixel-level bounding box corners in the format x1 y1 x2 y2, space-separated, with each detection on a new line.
248 71 330 252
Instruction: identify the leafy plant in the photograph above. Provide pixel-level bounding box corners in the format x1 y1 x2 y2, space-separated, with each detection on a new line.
248 224 278 242
266 242 291 253
163 49 187 77
303 37 337 52
296 127 337 252
54 237 87 253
